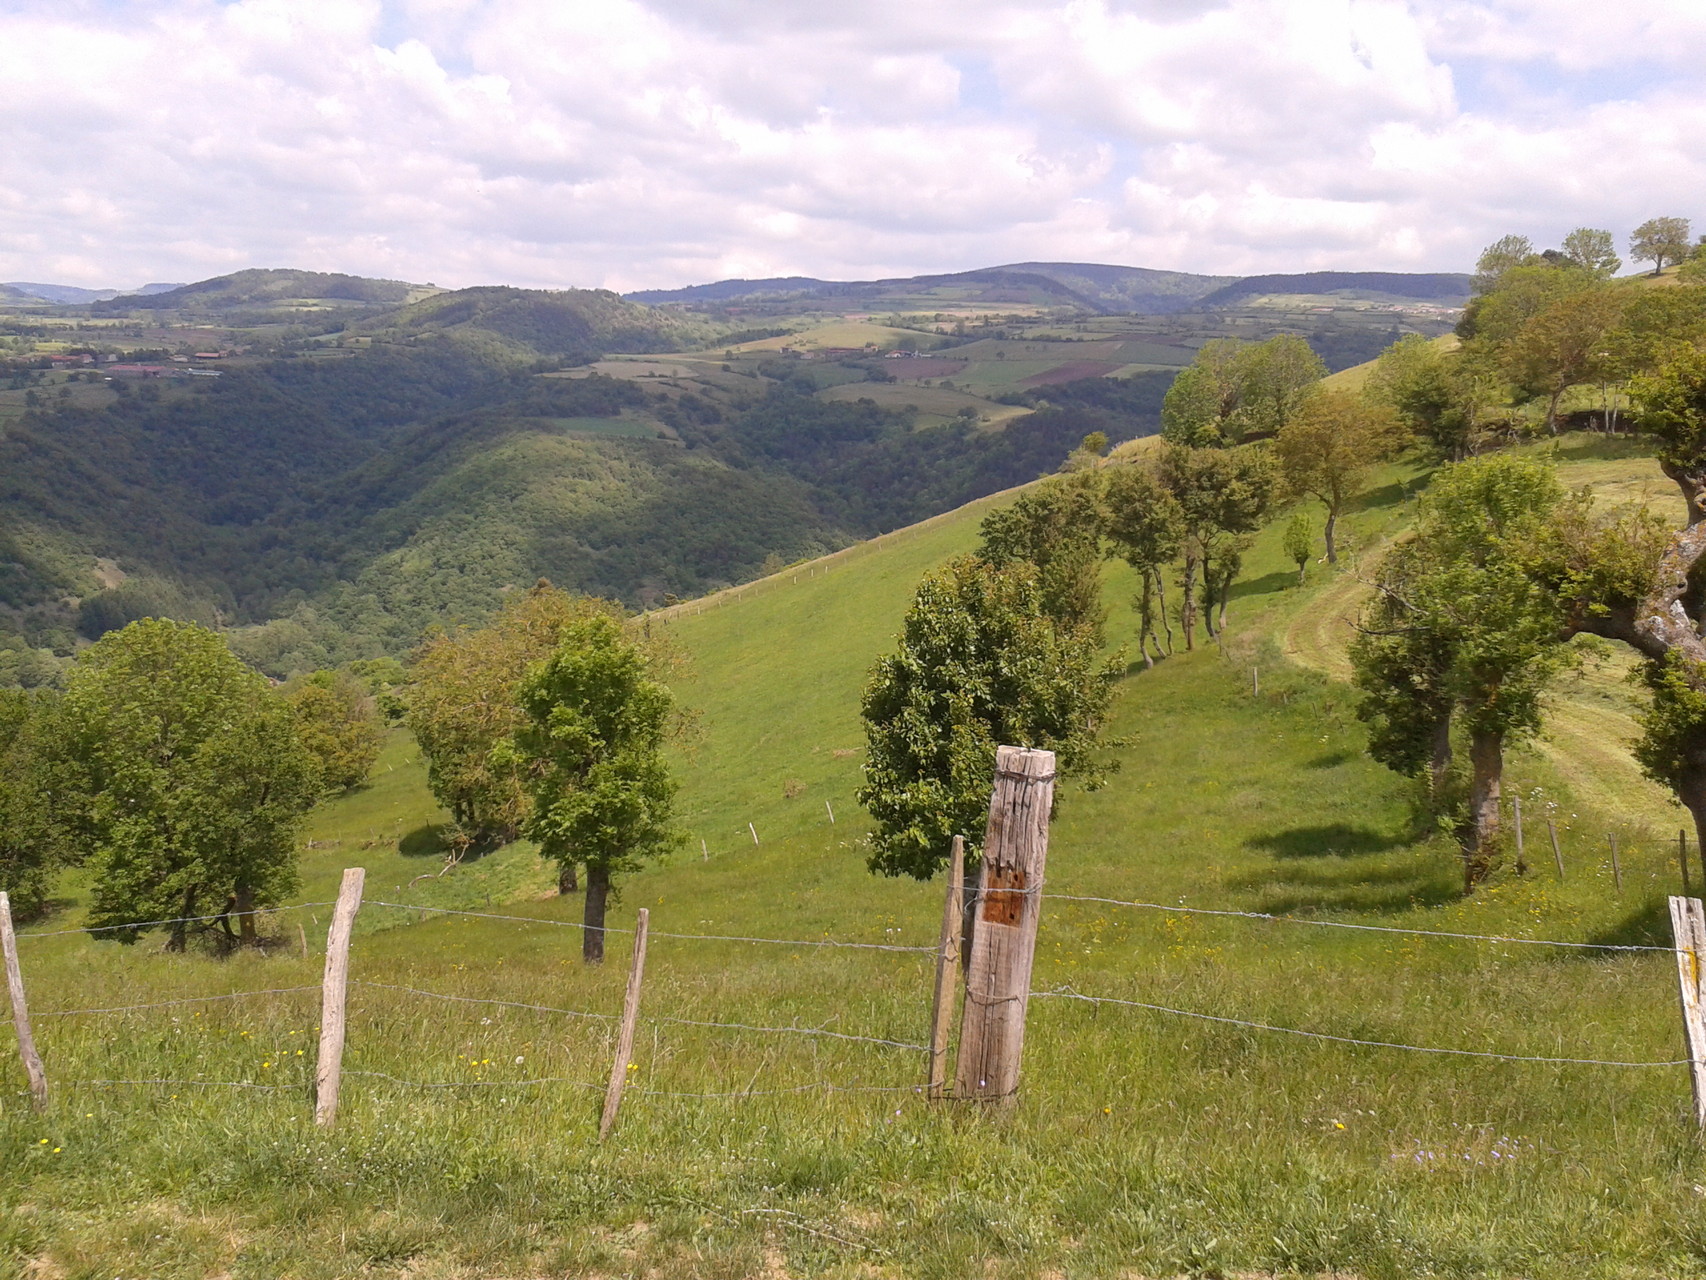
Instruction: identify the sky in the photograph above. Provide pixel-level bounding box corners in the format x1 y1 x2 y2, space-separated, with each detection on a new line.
1 0 1702 293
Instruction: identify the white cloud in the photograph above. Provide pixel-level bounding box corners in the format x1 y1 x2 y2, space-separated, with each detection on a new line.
0 0 1701 290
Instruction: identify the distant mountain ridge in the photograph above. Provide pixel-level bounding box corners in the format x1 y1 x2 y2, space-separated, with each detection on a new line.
630 262 1471 314
3 281 182 304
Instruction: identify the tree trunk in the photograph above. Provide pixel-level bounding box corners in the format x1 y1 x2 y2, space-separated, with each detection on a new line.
1465 727 1504 891
235 882 256 946
1323 506 1339 565
582 862 610 964
1545 386 1563 435
167 888 195 953
1179 555 1198 651
558 861 578 894
1154 569 1174 654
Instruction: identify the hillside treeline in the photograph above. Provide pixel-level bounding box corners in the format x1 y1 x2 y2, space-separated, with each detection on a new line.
853 218 1706 894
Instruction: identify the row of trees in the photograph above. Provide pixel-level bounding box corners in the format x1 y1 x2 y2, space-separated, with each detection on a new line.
0 620 382 943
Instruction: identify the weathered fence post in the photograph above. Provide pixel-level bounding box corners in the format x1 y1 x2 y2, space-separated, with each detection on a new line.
1670 896 1706 1131
1548 817 1564 880
927 835 966 1099
600 906 649 1140
1610 834 1623 894
314 867 365 1128
1683 830 1693 896
954 746 1055 1103
1512 796 1527 875
0 892 48 1111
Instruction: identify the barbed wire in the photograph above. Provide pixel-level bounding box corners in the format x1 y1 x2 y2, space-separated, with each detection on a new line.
1041 892 1677 953
34 985 321 1019
343 1070 915 1098
17 902 335 940
1034 988 1693 1067
366 900 935 953
351 980 615 1021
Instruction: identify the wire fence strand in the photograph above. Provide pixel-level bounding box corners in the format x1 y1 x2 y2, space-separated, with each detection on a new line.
647 1012 927 1052
351 980 615 1021
34 985 322 1019
1035 988 1693 1067
1041 893 1678 953
17 902 335 940
365 900 936 953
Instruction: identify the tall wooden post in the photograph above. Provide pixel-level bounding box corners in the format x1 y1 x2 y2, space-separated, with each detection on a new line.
1548 818 1564 880
0 892 48 1111
954 747 1055 1103
1513 797 1526 876
314 868 365 1128
1609 834 1623 894
926 835 966 1099
1682 830 1693 896
1670 896 1706 1131
600 907 650 1140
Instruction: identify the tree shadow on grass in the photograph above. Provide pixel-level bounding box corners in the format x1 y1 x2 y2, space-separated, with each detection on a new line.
1350 479 1413 513
1306 750 1354 769
1230 571 1297 602
1245 823 1409 858
1585 897 1675 951
1225 860 1461 916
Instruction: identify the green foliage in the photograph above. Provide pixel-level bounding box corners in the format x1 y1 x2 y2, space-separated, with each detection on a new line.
1365 334 1479 458
976 472 1109 637
1160 335 1325 446
508 613 681 934
1628 345 1706 496
1282 510 1313 583
1471 234 1536 294
62 619 320 947
404 586 621 844
0 689 77 914
1558 227 1621 278
857 556 1116 879
282 671 384 792
1273 389 1399 561
1104 466 1185 662
1633 651 1706 795
1155 442 1276 643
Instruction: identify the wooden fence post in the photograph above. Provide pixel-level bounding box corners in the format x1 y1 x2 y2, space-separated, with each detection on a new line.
1548 818 1564 880
600 907 650 1140
1670 896 1706 1131
0 892 48 1111
954 746 1055 1103
314 867 365 1128
1683 830 1693 896
1513 797 1526 876
1610 834 1623 894
927 835 966 1099
826 800 835 825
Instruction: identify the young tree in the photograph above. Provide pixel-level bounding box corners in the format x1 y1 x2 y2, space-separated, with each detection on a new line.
62 619 320 949
858 556 1117 882
506 614 681 963
1272 389 1398 563
1282 511 1313 585
1351 457 1569 887
977 472 1108 638
1160 339 1245 446
406 583 621 853
1366 334 1475 458
1559 227 1621 278
1104 466 1184 664
1631 217 1693 274
283 670 384 792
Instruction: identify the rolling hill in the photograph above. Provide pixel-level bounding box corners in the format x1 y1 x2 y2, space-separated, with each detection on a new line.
7 431 1703 1278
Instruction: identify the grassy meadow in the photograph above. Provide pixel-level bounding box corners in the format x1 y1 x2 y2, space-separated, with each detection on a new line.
9 434 1706 1277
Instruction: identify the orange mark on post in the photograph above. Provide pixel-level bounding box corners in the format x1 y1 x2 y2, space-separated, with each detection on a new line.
981 864 1027 925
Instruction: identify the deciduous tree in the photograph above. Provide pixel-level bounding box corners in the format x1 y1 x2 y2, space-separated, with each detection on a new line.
506 614 681 963
1104 467 1183 664
1559 227 1621 278
1273 389 1398 563
283 670 384 792
63 619 320 949
1631 217 1692 275
858 556 1116 881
